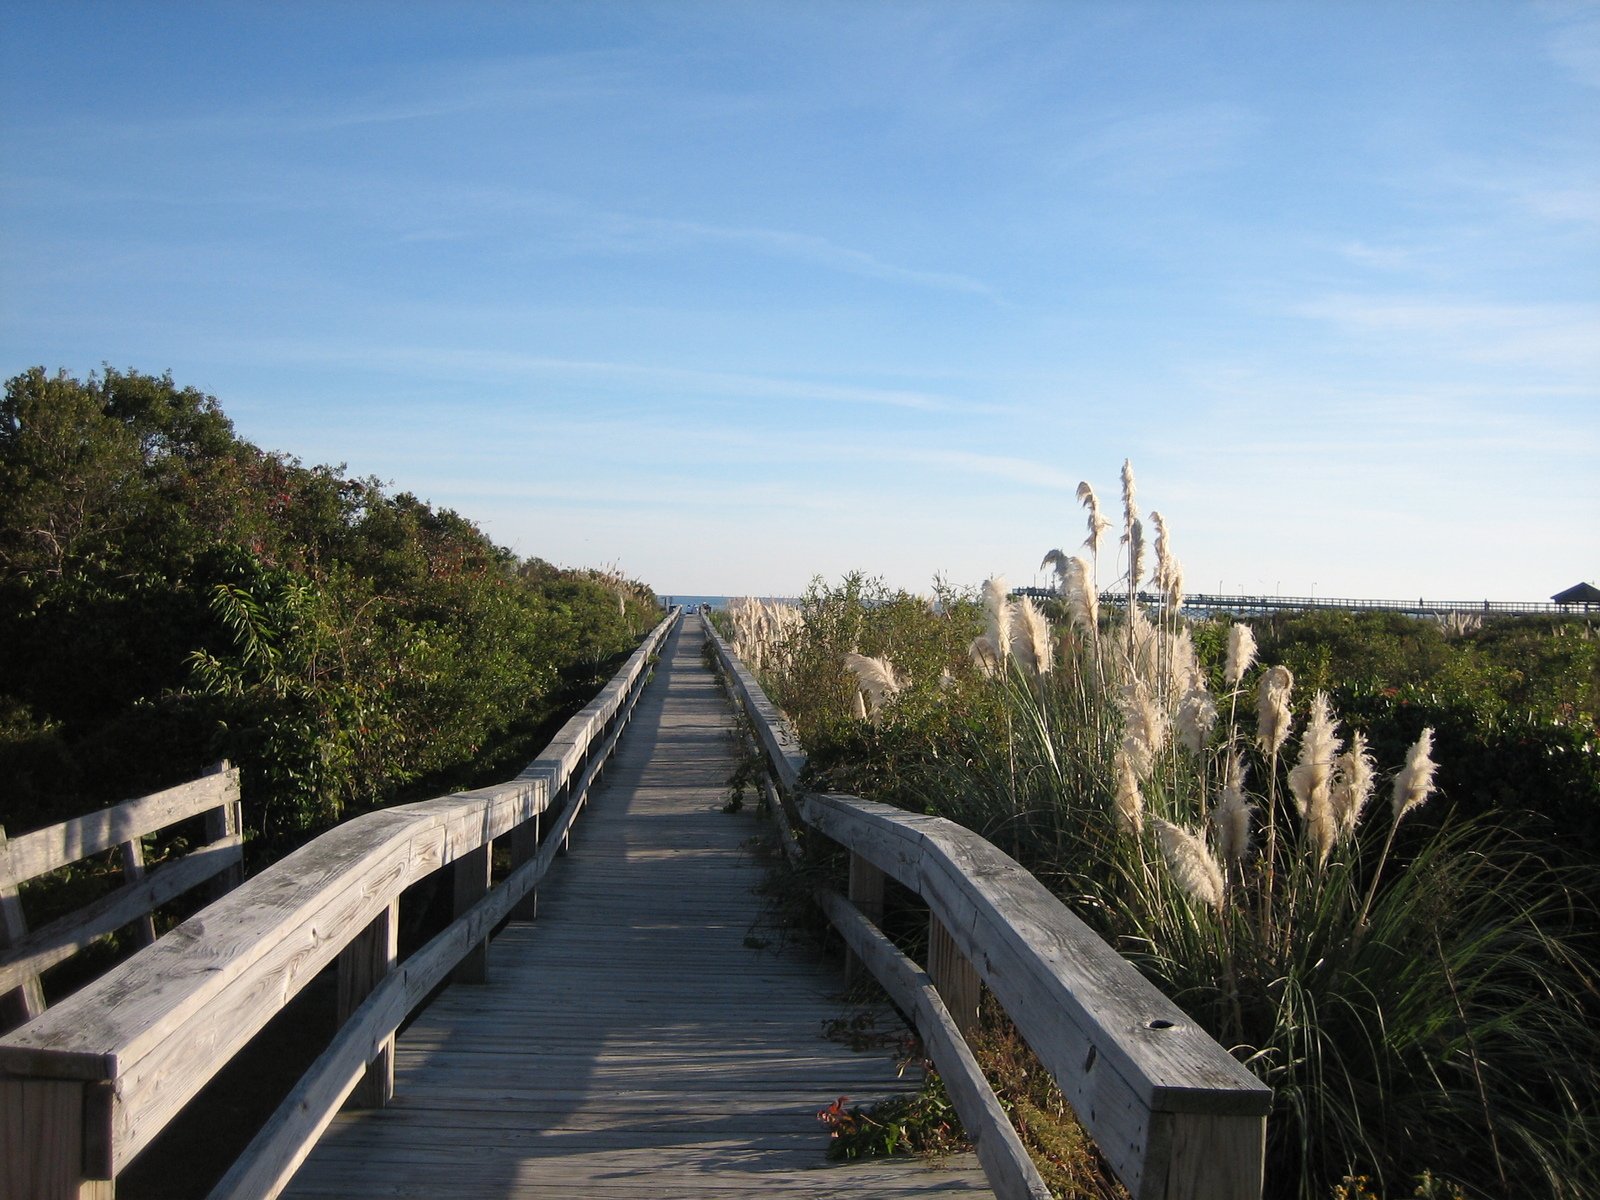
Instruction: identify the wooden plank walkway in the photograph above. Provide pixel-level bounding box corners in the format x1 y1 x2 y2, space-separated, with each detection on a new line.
282 620 993 1199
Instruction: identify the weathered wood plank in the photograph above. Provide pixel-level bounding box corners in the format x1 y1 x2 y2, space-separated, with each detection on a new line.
0 610 678 1189
714 628 1271 1200
281 618 988 1200
337 901 398 1110
201 761 244 902
116 840 157 950
844 852 884 983
816 889 1050 1200
0 1078 113 1199
0 838 243 994
0 828 47 1028
928 911 980 1039
4 770 241 885
700 615 807 795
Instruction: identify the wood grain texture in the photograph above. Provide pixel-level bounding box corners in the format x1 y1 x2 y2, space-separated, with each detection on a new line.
0 838 243 995
0 828 47 1028
814 890 1050 1200
0 611 677 1187
3 770 241 885
280 620 991 1200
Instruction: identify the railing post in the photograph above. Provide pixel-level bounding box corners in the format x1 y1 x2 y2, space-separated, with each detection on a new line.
509 812 540 920
928 912 980 1039
337 899 399 1109
202 760 244 902
116 838 157 949
452 843 492 983
0 826 46 1029
0 1078 115 1199
845 853 884 982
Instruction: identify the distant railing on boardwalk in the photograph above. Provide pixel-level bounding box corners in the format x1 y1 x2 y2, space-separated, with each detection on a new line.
0 609 679 1200
702 613 1271 1200
1014 586 1600 619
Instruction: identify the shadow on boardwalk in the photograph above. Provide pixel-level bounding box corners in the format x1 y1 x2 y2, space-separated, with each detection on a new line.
280 621 992 1199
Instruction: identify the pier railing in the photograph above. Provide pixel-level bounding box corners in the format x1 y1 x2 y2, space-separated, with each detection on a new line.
0 608 678 1200
702 612 1271 1200
1013 586 1598 618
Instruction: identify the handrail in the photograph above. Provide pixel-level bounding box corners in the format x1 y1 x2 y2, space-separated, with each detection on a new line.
1013 586 1600 617
701 612 1270 1200
0 608 679 1200
1 764 243 1028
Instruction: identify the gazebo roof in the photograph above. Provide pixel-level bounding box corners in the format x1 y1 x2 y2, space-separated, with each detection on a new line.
1552 581 1600 604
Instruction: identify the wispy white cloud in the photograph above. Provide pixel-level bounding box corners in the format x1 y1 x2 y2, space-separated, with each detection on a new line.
1546 8 1600 88
624 216 996 297
1295 295 1600 372
214 335 988 414
1061 102 1260 190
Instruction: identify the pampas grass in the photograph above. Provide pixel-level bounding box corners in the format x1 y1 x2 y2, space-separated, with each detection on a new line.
1078 480 1112 557
1392 726 1438 821
1256 665 1295 755
1225 623 1258 687
1288 691 1341 866
1153 818 1225 910
1010 594 1054 679
844 652 903 721
745 466 1600 1200
1114 750 1144 835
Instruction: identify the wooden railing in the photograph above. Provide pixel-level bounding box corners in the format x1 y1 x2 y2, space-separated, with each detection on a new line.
702 613 1271 1200
1013 586 1598 618
0 608 679 1200
0 764 243 1032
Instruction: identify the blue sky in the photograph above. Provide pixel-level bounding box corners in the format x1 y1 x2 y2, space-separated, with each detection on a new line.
3 2 1596 600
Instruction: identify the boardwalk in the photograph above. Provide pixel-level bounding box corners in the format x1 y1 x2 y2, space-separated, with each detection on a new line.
282 621 992 1199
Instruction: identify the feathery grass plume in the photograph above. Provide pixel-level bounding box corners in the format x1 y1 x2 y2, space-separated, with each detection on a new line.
1010 595 1054 678
1256 664 1295 755
1150 510 1185 610
1331 731 1376 842
968 635 1001 677
1040 548 1071 597
844 651 903 712
1392 726 1439 822
1118 602 1159 686
1358 727 1442 935
1114 750 1144 835
1176 676 1218 754
1153 818 1225 910
1120 458 1138 533
1288 691 1343 865
850 688 868 722
1224 622 1258 686
1125 517 1146 591
1210 749 1253 862
1118 678 1168 779
1077 480 1111 555
1287 691 1340 818
982 575 1012 665
1064 555 1099 634
1168 627 1200 696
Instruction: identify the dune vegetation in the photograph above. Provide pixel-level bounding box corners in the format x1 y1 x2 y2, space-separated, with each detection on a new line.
0 366 659 862
723 464 1599 1200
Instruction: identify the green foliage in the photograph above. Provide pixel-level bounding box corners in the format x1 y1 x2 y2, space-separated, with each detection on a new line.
0 366 659 855
816 1071 966 1161
760 571 1600 1199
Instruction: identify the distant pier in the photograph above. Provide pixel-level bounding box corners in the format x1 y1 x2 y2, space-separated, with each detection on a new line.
1013 587 1600 619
